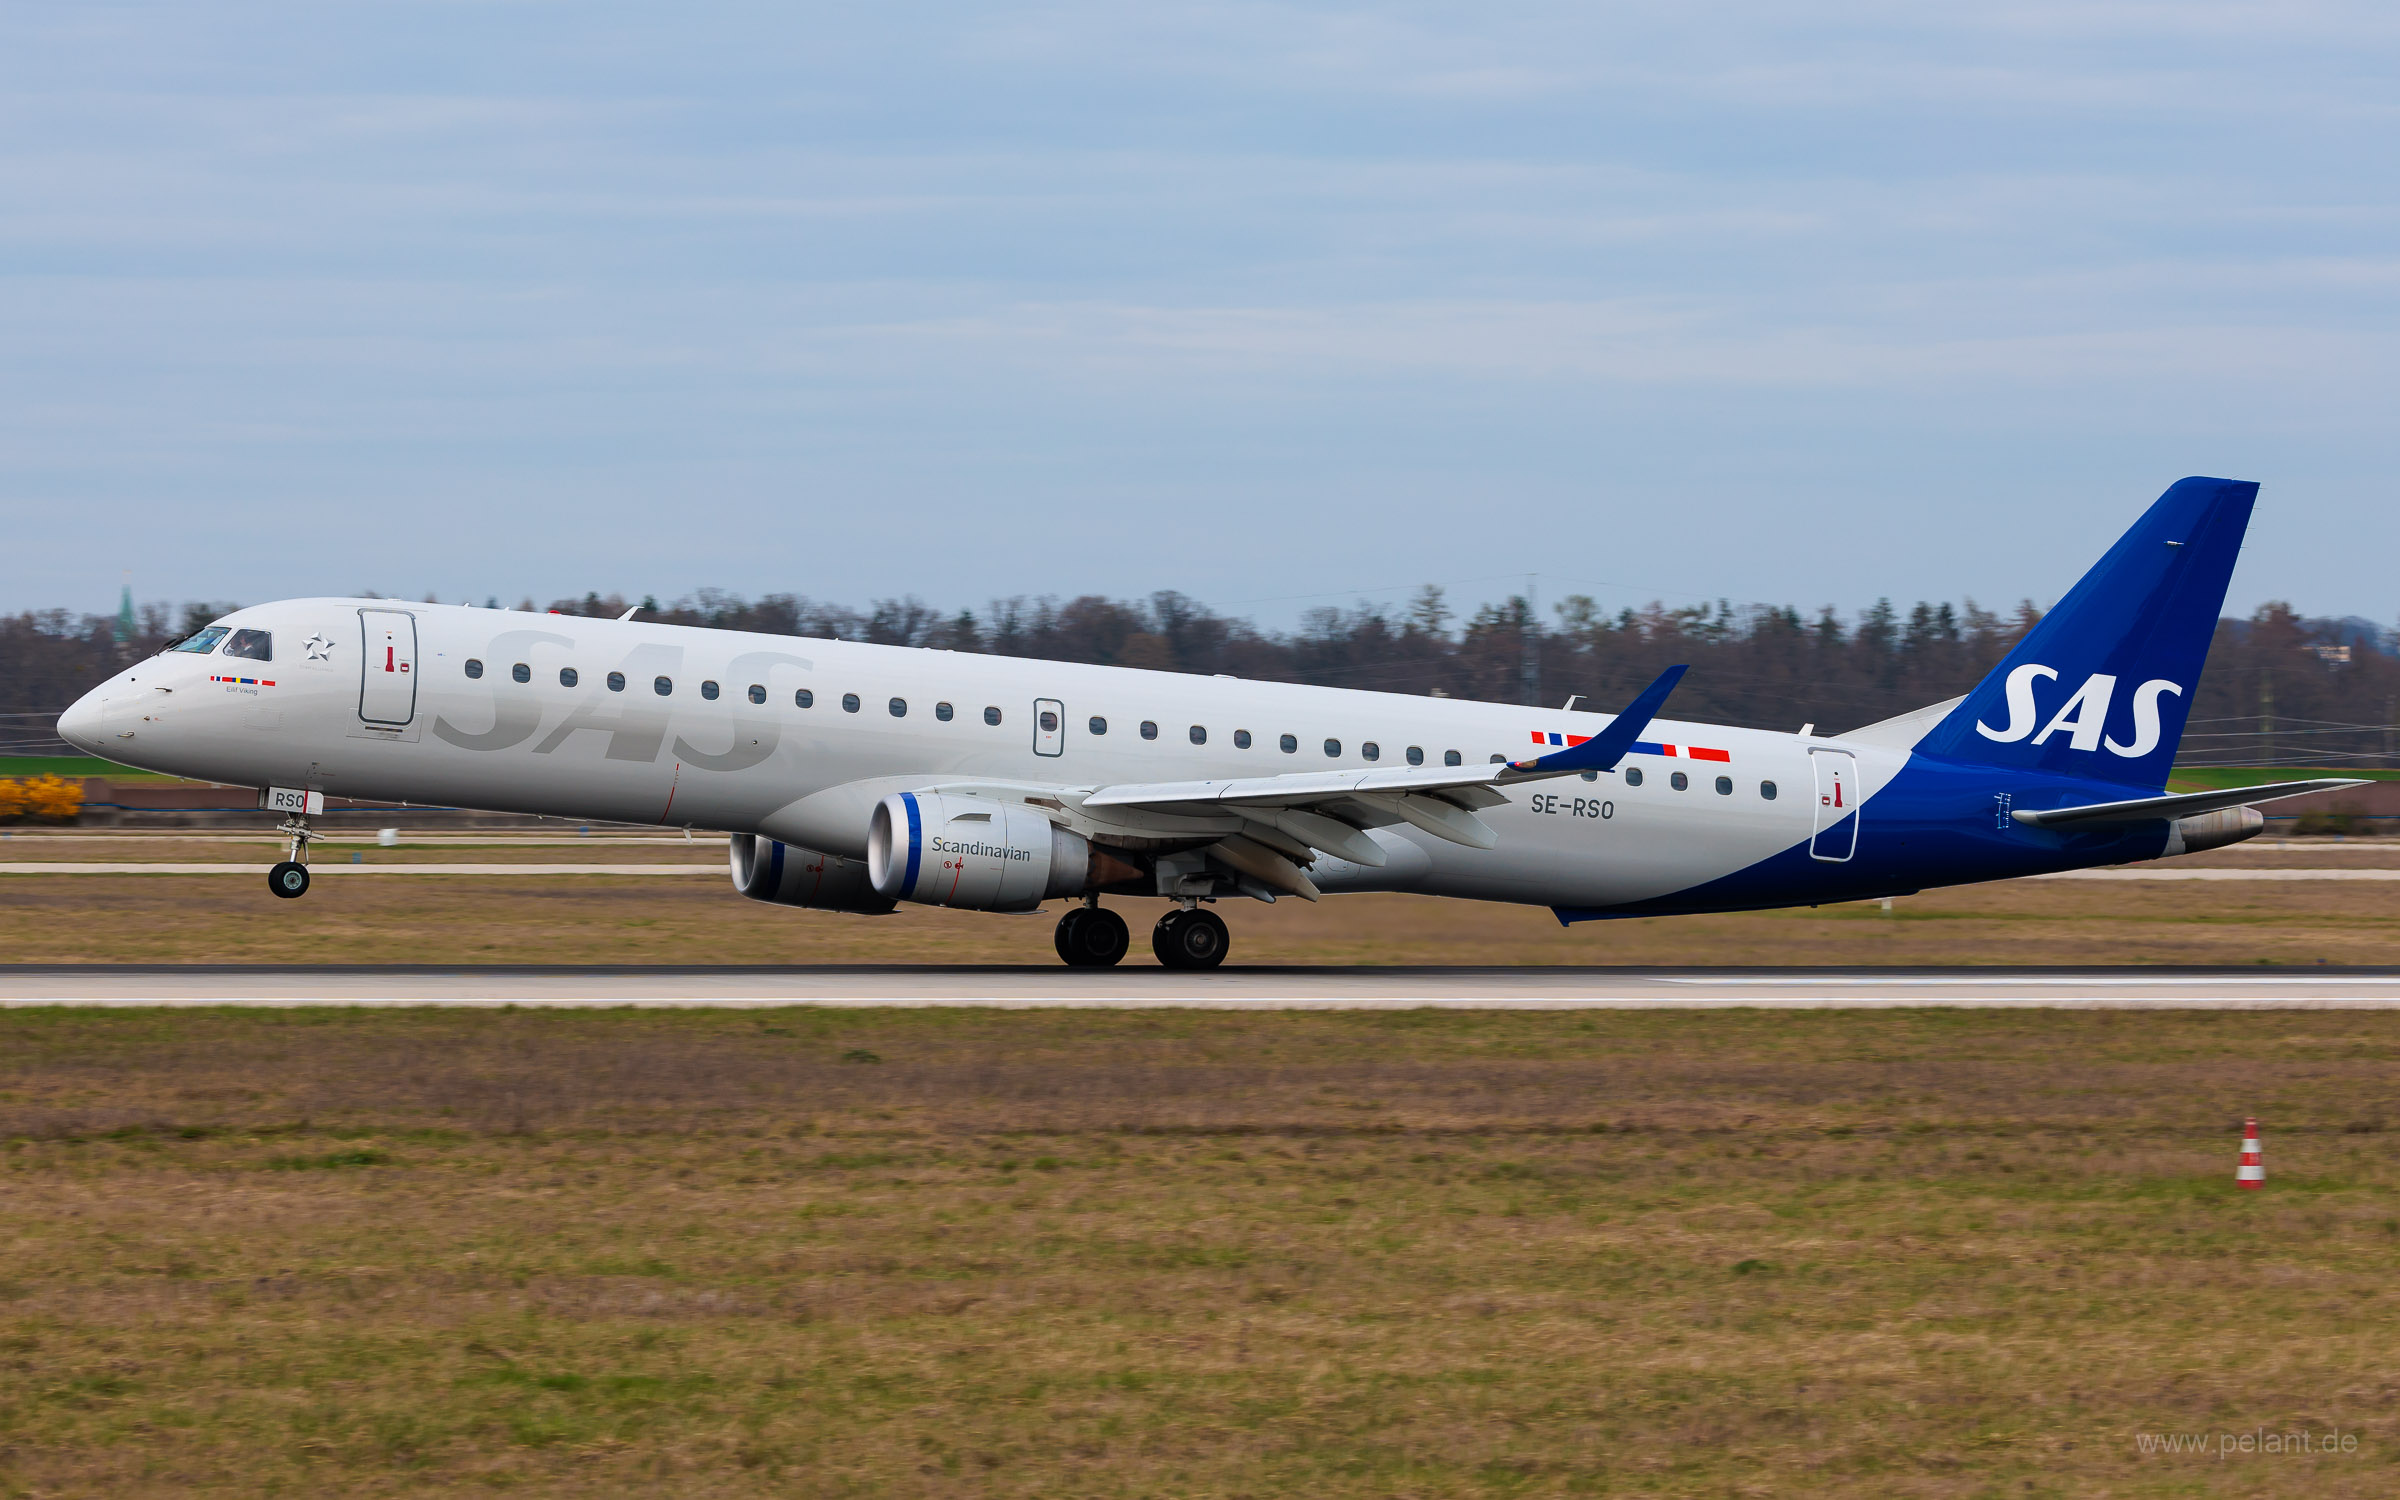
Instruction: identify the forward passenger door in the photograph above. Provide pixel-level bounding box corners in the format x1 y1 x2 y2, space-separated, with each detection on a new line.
358 609 418 726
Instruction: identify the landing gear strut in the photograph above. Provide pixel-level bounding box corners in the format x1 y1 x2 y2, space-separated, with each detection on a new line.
1152 906 1229 969
268 814 315 899
1054 902 1131 967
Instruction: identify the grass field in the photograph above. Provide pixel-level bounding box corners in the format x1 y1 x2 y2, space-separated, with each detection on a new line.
5 866 2400 965
0 755 182 782
2166 766 2400 791
0 1006 2394 1496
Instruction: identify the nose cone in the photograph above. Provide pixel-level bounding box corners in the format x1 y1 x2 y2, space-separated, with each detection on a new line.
57 687 106 754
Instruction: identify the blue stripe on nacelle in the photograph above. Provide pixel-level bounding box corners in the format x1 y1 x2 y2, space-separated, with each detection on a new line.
901 792 923 896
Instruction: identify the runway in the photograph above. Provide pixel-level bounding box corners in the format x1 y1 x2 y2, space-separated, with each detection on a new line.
7 965 2400 1007
6 863 2399 881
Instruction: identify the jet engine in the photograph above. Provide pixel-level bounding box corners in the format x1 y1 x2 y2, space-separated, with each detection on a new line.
728 835 896 914
2161 804 2264 856
867 792 1136 912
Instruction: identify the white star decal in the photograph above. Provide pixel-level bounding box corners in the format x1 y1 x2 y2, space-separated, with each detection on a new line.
303 633 335 662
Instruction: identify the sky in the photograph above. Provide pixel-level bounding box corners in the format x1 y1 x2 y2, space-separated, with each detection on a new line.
1 1 2395 630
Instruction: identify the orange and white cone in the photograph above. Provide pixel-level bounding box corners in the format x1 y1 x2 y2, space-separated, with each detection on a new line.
2236 1117 2264 1190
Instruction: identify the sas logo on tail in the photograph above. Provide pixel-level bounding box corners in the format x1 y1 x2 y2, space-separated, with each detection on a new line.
1974 666 2181 757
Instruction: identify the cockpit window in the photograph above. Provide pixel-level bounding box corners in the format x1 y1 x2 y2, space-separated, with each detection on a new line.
169 625 229 655
223 629 272 661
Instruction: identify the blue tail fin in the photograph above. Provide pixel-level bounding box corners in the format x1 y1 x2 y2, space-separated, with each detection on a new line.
1913 476 2257 790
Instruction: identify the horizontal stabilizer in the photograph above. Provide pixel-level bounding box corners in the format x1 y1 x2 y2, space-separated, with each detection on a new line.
2010 778 2366 828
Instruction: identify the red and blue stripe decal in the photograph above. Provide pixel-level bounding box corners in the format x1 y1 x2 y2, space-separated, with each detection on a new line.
1533 730 1726 761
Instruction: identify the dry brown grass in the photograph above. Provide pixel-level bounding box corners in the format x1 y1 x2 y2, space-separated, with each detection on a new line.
3 869 2399 965
1 1007 2397 1496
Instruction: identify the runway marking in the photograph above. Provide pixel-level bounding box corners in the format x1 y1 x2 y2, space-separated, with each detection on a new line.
6 864 2397 880
10 996 2400 1010
0 863 720 875
5 969 2399 1008
2029 869 2400 881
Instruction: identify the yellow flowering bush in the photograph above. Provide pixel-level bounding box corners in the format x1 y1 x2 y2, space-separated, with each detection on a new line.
0 775 82 823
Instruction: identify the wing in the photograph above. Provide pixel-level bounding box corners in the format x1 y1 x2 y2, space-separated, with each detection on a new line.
1078 668 1690 894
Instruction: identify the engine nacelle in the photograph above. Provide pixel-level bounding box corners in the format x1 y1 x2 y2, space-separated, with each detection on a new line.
2162 804 2264 856
866 792 1095 912
728 835 896 914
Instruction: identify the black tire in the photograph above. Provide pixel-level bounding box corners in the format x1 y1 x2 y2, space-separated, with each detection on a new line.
268 860 311 899
1152 907 1229 969
1053 907 1089 964
1072 907 1129 967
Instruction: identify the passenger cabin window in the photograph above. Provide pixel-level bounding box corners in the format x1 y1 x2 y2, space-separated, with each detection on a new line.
1443 750 1462 767
983 706 1001 726
796 688 815 708
464 658 484 679
654 676 673 697
1279 734 1298 753
936 702 953 721
701 680 720 701
511 663 530 683
1088 716 1107 735
607 671 626 692
1234 729 1252 749
1670 771 1688 791
560 667 579 687
1363 742 1379 761
1406 746 1424 766
170 625 230 655
1760 780 1778 800
890 698 907 717
842 693 861 713
1189 725 1207 745
1626 766 1645 787
1140 721 1158 740
747 683 765 704
1324 739 1342 758
1715 776 1733 795
223 629 272 661
1039 709 1059 733
1581 770 1598 781
1490 754 1506 764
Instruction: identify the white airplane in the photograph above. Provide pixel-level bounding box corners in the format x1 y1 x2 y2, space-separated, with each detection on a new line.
57 478 2359 968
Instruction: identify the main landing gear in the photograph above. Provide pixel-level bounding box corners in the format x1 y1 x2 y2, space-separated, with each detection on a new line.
1054 901 1131 967
1151 905 1229 970
267 814 315 899
1052 901 1232 969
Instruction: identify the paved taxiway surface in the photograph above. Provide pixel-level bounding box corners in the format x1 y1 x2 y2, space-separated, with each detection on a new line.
6 966 2400 1008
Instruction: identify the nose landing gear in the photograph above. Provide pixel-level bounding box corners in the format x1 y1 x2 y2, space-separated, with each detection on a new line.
1054 901 1131 967
1151 906 1229 969
268 814 316 899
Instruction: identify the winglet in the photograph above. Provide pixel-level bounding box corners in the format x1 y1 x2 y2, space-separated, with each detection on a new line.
1509 665 1688 775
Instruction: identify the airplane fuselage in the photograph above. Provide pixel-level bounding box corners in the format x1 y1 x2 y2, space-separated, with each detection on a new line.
63 597 2184 921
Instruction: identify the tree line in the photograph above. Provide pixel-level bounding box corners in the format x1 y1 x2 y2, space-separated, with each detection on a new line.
4 588 2394 768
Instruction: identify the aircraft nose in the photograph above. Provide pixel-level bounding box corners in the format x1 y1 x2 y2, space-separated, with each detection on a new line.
56 688 106 754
